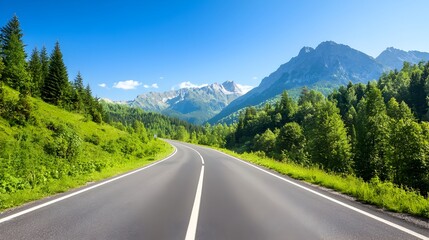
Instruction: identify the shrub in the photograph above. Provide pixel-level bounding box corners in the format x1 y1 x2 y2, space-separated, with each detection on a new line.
84 134 100 145
44 123 82 161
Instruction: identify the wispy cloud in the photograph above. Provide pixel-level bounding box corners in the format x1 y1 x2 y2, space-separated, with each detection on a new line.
143 83 159 89
237 84 254 94
98 83 107 88
178 81 208 89
113 80 141 90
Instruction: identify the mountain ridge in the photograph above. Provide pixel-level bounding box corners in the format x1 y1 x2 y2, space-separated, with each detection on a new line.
121 41 429 125
128 81 249 124
209 41 387 124
376 47 429 71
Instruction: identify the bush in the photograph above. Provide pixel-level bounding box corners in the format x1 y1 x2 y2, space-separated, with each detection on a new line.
44 123 82 161
84 134 100 145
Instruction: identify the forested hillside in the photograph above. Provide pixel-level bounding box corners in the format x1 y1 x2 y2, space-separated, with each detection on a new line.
0 16 172 210
193 62 429 197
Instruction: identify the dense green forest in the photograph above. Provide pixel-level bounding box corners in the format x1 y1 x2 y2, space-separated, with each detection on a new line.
185 62 429 196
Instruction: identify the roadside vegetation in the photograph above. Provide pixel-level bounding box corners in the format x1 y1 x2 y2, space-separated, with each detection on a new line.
0 85 172 210
0 15 173 211
217 149 429 218
1 14 429 219
171 61 429 218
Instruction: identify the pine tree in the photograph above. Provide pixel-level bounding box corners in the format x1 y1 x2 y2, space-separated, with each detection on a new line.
27 47 43 97
71 72 85 112
40 45 49 83
0 15 22 45
41 41 69 105
73 71 84 93
0 15 30 91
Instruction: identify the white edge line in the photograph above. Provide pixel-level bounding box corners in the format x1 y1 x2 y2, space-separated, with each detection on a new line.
185 165 204 240
0 146 178 224
207 147 428 240
175 142 205 165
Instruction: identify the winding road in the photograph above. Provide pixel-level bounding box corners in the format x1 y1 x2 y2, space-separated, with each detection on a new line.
0 140 428 239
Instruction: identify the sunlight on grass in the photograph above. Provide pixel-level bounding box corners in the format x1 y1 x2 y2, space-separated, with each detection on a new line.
216 148 429 218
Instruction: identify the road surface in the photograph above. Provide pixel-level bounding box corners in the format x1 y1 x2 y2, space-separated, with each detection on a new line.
0 140 428 239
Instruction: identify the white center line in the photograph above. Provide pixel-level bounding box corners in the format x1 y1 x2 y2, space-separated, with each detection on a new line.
179 143 205 165
185 165 204 240
175 142 205 240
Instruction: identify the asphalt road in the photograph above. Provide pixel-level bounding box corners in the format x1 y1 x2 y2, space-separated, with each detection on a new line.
0 140 428 240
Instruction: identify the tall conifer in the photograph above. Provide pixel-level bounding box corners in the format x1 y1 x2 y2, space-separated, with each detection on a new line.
40 45 49 83
28 47 43 96
0 15 30 91
41 41 69 105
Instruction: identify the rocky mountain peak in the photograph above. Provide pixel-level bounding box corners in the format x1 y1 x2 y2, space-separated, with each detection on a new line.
298 46 314 56
221 80 241 94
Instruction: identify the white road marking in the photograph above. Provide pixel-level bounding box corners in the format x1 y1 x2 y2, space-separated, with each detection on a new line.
207 147 429 240
0 146 178 224
185 165 204 240
173 142 206 240
177 143 205 165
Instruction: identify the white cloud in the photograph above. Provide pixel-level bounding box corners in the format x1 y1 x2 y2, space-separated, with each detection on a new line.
252 76 258 80
159 77 164 80
98 83 107 88
143 83 159 89
178 81 208 89
113 80 141 90
237 84 254 94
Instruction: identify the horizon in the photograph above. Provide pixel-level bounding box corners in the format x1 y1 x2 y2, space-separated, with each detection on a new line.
2 0 429 101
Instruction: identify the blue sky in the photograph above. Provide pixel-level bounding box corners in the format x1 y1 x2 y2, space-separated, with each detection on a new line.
1 0 428 101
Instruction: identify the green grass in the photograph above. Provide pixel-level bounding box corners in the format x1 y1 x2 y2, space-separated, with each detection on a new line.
0 142 172 211
0 86 174 211
213 148 429 218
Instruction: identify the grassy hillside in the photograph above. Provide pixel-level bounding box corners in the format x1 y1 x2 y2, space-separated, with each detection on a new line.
0 86 173 211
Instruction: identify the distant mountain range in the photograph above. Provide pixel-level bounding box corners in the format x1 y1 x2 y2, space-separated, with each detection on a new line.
208 41 429 124
121 41 429 125
376 47 429 71
127 81 249 124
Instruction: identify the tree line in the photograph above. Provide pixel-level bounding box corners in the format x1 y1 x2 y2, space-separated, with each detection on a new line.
0 15 103 124
195 61 429 195
143 61 429 196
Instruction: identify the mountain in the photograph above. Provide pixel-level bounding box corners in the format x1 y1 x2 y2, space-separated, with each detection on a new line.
209 41 386 124
129 81 248 124
376 47 429 71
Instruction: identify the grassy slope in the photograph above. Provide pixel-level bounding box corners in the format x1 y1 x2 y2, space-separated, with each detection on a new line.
211 147 429 218
0 87 173 211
